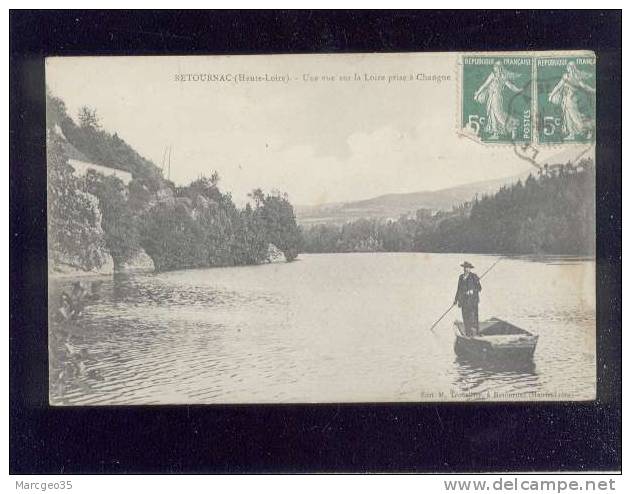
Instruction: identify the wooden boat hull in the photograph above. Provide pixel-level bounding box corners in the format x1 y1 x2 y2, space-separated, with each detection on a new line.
454 318 538 362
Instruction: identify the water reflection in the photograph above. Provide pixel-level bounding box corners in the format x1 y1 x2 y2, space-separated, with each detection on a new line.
453 356 539 397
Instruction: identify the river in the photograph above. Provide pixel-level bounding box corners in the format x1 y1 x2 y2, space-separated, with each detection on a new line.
49 253 596 405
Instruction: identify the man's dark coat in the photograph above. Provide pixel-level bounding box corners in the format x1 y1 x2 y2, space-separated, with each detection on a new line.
454 272 482 307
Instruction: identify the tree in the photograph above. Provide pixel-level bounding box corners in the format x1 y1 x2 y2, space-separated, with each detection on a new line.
255 191 302 261
78 106 101 130
47 132 109 271
85 171 141 268
232 203 269 265
139 202 207 272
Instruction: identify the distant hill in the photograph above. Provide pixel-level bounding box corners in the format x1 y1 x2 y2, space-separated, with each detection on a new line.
295 173 531 225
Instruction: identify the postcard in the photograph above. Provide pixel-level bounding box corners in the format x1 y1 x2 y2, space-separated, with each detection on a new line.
46 52 596 404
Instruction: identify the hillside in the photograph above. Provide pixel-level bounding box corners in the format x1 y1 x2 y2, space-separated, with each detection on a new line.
295 172 530 225
46 91 164 190
46 91 302 274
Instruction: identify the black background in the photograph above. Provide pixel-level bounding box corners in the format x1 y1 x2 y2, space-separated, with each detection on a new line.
10 10 622 473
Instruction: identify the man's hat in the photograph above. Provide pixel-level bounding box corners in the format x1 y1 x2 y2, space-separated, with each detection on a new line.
460 261 474 268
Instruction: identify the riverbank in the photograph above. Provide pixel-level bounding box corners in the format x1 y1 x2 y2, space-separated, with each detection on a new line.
49 248 156 279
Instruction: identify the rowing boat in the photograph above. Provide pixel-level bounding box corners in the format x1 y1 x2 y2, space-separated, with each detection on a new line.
454 318 538 362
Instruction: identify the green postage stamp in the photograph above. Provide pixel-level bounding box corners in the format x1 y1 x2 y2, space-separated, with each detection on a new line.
461 55 533 144
536 56 596 144
461 53 596 145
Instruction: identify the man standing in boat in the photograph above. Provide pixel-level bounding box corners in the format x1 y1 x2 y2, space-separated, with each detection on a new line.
453 261 482 336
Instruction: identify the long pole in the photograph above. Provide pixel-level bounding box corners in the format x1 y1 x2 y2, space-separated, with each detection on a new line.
160 146 168 174
428 257 503 333
167 145 172 181
478 257 502 280
429 305 455 333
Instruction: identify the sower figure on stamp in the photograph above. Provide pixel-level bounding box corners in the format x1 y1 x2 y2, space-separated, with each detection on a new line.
453 261 482 336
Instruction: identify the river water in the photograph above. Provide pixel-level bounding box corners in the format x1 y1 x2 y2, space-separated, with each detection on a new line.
49 253 596 405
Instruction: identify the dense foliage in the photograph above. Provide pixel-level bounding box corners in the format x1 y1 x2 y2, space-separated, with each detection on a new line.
47 91 303 273
47 132 109 271
84 171 143 269
139 180 302 272
303 161 595 256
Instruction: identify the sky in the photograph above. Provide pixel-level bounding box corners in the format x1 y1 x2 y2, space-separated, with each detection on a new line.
46 53 542 206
